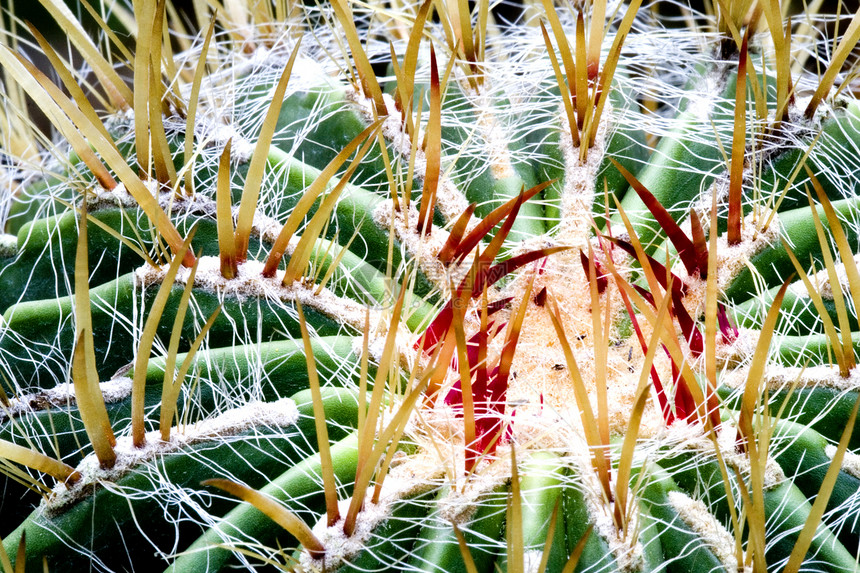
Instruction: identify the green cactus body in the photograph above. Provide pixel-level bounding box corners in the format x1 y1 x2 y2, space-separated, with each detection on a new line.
166 433 361 572
408 485 509 573
3 0 860 572
2 387 361 571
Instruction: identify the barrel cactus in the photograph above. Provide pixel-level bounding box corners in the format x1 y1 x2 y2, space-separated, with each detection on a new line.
1 0 860 570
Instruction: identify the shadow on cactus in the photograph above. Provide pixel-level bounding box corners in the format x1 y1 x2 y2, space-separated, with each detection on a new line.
2 0 860 571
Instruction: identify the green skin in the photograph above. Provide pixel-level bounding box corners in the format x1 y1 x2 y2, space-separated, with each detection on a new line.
564 470 618 572
724 194 860 303
761 482 857 573
638 502 668 573
0 199 433 323
0 196 435 389
407 485 508 573
4 176 68 236
341 488 439 572
165 433 362 573
615 63 742 248
758 101 860 213
659 449 858 573
0 271 340 390
0 202 268 311
3 386 362 572
495 451 568 572
0 261 433 391
639 465 728 573
0 208 161 311
770 332 860 367
733 282 860 335
0 337 362 530
0 336 359 458
269 87 392 189
718 384 860 455
769 419 860 554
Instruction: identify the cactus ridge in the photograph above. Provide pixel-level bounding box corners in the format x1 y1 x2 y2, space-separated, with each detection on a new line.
2 0 860 571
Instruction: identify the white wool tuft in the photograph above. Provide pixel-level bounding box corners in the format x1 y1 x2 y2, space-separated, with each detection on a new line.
722 363 860 392
714 327 759 369
372 199 461 292
347 88 469 222
299 457 438 572
787 254 860 301
570 452 644 572
134 256 381 331
89 182 140 209
0 233 18 257
716 424 786 490
43 397 299 514
208 124 256 163
667 490 741 573
826 445 860 480
557 104 610 249
0 378 133 422
715 210 781 293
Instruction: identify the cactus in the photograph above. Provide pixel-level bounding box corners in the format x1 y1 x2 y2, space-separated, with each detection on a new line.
2 0 860 571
